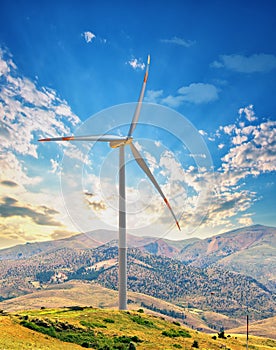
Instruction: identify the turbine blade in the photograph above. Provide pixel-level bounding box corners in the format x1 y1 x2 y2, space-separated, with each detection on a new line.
128 54 150 138
130 143 181 230
38 135 127 142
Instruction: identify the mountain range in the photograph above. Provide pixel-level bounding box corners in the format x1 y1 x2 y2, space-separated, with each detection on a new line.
1 224 274 290
0 224 275 334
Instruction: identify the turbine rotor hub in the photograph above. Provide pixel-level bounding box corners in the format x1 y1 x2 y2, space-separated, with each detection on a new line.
109 136 133 148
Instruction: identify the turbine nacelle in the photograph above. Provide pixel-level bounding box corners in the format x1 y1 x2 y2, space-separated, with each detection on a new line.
109 136 133 149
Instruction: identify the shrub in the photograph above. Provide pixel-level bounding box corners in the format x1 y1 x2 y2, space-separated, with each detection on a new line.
130 335 142 343
173 321 181 326
130 315 156 328
103 318 115 323
162 329 191 338
68 306 84 311
192 340 199 348
80 320 106 329
212 335 217 340
218 330 226 339
137 308 144 313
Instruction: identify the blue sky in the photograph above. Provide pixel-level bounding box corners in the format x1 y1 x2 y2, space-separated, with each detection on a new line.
0 0 275 248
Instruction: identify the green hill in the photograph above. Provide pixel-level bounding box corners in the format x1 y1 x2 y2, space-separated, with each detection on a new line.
1 280 275 340
0 280 227 334
1 307 275 350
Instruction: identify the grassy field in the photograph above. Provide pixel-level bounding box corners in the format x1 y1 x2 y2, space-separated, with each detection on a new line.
0 314 82 349
1 307 276 350
1 280 276 341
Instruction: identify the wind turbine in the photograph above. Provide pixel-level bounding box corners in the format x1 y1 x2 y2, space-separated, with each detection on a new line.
39 55 180 310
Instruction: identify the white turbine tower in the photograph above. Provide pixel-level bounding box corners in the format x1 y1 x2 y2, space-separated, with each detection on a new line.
39 55 180 310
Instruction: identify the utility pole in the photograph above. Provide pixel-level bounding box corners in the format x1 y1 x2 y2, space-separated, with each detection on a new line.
246 314 249 350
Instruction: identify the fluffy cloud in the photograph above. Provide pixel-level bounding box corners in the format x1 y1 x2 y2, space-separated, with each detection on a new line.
161 37 195 47
0 152 42 186
238 104 257 122
145 83 219 107
211 53 276 73
49 158 60 174
144 89 163 103
221 119 276 175
198 130 207 136
0 57 9 76
238 216 254 226
82 31 96 43
177 83 219 104
128 58 145 70
232 134 248 145
0 51 79 159
174 105 275 232
0 48 82 247
199 105 275 229
0 196 61 226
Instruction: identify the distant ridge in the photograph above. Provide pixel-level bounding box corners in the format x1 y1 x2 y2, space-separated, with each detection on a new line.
0 229 119 261
0 229 187 261
176 224 276 292
0 224 275 292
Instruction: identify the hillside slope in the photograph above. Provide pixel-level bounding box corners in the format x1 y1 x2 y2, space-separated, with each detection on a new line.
177 225 276 291
0 280 216 333
0 244 275 321
1 307 275 350
228 316 276 340
0 314 83 349
1 225 274 294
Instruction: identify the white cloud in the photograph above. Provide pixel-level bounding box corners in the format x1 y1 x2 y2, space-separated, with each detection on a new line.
232 134 248 145
0 48 82 246
161 94 184 108
160 150 186 183
0 152 42 186
161 36 195 47
83 31 96 43
144 89 163 103
178 104 275 232
177 83 219 104
154 140 161 147
0 49 80 159
128 58 145 70
198 130 207 136
220 106 276 178
241 125 255 135
222 124 235 135
50 158 59 174
238 216 253 226
145 83 219 107
0 55 9 76
239 104 257 122
211 53 276 73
